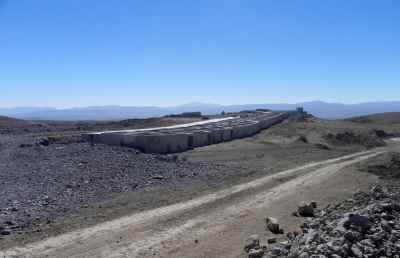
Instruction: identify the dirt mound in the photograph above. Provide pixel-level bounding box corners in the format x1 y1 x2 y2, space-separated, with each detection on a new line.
347 112 400 125
358 152 400 179
324 131 386 148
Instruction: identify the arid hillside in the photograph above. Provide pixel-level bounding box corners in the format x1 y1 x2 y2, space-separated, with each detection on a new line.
347 112 400 125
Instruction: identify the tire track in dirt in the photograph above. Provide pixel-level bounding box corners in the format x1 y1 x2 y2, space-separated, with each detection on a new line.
0 150 384 258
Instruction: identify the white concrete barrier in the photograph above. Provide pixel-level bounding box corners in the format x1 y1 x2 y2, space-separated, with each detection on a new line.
211 129 224 144
130 133 190 154
192 131 211 147
84 111 299 154
222 128 233 142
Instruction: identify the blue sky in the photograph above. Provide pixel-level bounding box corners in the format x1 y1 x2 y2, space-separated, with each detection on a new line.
1 0 399 108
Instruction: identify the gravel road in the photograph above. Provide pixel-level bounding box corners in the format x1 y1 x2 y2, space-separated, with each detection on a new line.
0 148 386 258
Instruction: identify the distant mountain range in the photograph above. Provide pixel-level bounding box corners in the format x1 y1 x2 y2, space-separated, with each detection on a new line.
1 101 400 121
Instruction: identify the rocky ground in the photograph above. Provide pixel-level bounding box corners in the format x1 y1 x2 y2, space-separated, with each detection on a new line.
261 184 400 258
243 161 400 258
1 113 399 251
0 134 242 246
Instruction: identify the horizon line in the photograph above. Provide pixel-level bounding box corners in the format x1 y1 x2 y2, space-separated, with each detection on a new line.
1 100 400 110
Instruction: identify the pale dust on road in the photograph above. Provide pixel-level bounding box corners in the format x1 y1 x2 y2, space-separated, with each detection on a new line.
0 149 384 258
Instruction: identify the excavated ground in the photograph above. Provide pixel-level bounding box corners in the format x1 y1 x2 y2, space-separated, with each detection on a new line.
0 116 398 251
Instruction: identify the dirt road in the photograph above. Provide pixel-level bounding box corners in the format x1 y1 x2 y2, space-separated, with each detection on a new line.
1 149 386 258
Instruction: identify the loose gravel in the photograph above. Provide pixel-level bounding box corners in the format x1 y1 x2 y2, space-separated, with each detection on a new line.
0 135 237 239
255 185 400 258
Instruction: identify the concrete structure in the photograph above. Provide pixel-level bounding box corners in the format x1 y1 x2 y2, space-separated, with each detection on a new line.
83 110 302 154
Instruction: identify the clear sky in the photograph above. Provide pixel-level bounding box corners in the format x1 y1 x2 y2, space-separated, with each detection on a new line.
1 0 399 108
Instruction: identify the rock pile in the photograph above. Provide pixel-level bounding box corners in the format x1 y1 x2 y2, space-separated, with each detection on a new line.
258 185 400 257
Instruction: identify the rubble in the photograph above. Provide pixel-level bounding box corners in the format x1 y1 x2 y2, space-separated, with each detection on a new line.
261 185 400 257
0 138 236 240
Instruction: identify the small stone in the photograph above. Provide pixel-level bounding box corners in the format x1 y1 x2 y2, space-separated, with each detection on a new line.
299 253 309 258
381 220 393 232
310 201 317 209
248 248 264 258
286 232 295 239
267 237 277 244
298 202 315 217
0 230 11 236
266 217 282 234
37 138 50 146
350 245 363 258
152 175 164 180
344 231 360 242
270 247 284 256
5 221 14 226
244 234 260 252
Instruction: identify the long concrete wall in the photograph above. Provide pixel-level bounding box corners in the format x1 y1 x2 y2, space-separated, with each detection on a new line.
83 111 299 154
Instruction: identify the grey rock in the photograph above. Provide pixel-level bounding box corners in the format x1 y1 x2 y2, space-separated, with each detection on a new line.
151 175 164 180
0 230 11 236
310 201 317 209
266 217 283 234
350 245 363 258
298 252 309 258
298 202 315 217
244 234 260 252
344 214 371 231
248 248 264 258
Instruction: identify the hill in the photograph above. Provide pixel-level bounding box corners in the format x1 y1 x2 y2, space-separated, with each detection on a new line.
1 101 400 121
0 115 33 128
346 112 400 125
